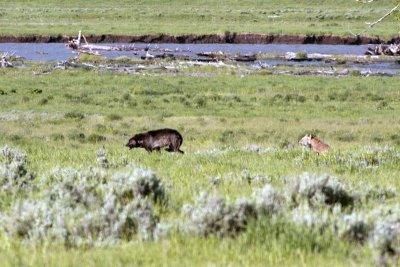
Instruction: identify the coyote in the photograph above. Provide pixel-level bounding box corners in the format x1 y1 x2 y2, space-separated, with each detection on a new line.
299 134 330 155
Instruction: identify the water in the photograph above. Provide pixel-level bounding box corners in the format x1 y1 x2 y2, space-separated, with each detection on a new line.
0 43 399 75
0 43 372 62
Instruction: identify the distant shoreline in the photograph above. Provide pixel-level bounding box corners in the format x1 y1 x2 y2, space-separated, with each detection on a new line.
0 33 399 44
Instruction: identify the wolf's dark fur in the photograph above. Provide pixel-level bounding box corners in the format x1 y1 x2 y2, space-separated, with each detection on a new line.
126 128 184 154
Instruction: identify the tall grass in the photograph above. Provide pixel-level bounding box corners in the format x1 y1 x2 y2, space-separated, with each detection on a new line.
0 66 399 266
0 0 397 37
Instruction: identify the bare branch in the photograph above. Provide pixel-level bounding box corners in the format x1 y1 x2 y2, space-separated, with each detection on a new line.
359 3 400 35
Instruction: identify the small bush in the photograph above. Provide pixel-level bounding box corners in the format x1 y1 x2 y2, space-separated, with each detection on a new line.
296 52 308 59
369 207 400 265
50 133 64 141
219 130 235 143
1 164 165 246
0 145 34 192
109 166 165 203
31 88 43 94
64 112 85 120
107 114 122 121
38 98 48 105
96 147 109 168
121 92 131 101
87 134 106 143
376 101 392 110
194 96 207 108
182 192 257 237
284 173 355 208
349 70 361 77
336 132 356 142
337 212 372 244
67 131 85 142
253 184 285 215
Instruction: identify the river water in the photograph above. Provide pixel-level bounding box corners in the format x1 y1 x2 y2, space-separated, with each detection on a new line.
0 43 371 61
0 43 399 75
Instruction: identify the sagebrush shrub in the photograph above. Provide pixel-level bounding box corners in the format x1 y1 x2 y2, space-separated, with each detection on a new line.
182 192 257 237
1 164 165 246
284 173 354 208
369 206 400 265
0 145 34 192
253 184 284 215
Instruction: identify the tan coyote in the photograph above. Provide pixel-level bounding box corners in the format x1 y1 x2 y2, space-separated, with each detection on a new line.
298 134 330 155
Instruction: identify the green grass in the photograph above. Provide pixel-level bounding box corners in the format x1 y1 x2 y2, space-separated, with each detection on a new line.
1 220 370 267
0 65 399 266
0 0 398 38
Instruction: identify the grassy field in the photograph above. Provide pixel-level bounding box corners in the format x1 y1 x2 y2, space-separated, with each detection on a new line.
0 60 399 266
0 0 398 38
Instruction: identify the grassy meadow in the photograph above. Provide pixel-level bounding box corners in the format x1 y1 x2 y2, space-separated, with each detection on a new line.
1 1 400 266
0 0 398 38
0 62 399 266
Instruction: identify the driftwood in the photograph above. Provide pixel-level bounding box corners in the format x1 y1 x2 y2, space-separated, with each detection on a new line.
67 31 191 55
366 44 400 56
233 54 257 62
359 3 400 35
1 53 13 68
197 51 257 62
55 61 96 70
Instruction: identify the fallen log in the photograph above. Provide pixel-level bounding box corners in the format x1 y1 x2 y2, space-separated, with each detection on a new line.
67 31 191 55
232 54 257 62
1 54 13 68
55 61 96 70
365 44 400 56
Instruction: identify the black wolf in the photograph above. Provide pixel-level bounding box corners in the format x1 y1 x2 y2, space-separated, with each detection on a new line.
126 128 184 154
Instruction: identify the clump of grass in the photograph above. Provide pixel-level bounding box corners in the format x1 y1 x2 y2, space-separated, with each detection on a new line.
50 133 64 141
349 70 361 77
121 92 131 101
107 114 122 121
376 101 392 110
38 98 48 105
336 132 356 142
87 134 106 143
295 52 308 59
389 134 400 145
31 88 42 94
64 111 85 120
194 96 207 108
219 130 235 143
96 147 109 168
67 131 85 142
8 134 22 142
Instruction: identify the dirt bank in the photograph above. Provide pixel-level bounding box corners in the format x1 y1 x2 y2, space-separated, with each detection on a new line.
0 33 399 44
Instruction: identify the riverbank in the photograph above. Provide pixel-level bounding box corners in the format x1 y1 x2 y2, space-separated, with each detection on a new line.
1 33 400 44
